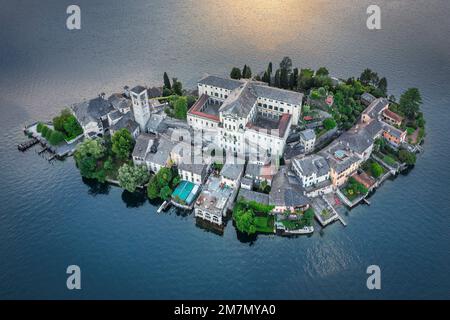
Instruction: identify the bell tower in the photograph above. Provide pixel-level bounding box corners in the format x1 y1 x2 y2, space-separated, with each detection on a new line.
130 86 150 131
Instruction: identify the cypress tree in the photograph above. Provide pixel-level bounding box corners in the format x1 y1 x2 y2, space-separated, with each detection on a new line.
242 65 252 79
274 70 281 88
280 68 289 89
230 67 242 79
163 72 171 89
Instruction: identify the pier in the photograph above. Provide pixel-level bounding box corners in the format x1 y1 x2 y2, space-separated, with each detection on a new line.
17 138 38 151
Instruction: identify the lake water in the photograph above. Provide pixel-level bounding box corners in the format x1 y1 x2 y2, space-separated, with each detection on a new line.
0 0 449 299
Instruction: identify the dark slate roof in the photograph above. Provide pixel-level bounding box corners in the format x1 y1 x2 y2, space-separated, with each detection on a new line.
320 143 362 174
300 129 316 141
382 123 405 139
108 94 131 110
220 163 245 181
145 136 176 167
146 112 166 133
238 189 269 205
363 98 389 119
240 177 254 186
219 81 257 117
71 97 115 127
132 134 155 158
293 154 329 177
108 110 123 121
361 92 376 105
130 85 147 94
110 112 139 133
269 167 310 207
178 162 208 176
337 120 383 154
198 75 243 91
253 84 303 105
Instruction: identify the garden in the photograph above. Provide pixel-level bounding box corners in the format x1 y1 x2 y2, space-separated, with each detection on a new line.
233 198 275 235
279 208 315 230
342 177 368 201
36 109 83 146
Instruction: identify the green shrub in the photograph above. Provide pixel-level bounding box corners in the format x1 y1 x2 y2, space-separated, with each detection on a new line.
41 125 49 137
36 122 44 133
49 130 65 145
44 128 53 140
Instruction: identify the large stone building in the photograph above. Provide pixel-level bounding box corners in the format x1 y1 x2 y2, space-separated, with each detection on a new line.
187 75 303 159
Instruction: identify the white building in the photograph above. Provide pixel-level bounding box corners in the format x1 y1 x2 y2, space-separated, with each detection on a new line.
291 154 333 197
194 176 234 226
300 129 316 154
219 163 245 188
188 75 303 160
130 86 150 132
132 134 156 166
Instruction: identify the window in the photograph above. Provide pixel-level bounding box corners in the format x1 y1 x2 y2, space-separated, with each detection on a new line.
280 108 284 112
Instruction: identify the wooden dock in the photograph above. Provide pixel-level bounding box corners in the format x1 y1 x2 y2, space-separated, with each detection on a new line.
17 138 38 151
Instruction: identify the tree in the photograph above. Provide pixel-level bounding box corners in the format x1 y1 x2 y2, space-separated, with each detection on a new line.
399 88 422 119
147 176 160 200
280 68 289 89
159 185 173 200
279 56 292 73
162 87 172 97
111 128 134 160
41 125 50 138
301 208 315 226
173 96 188 120
268 62 273 75
370 162 384 178
290 67 299 89
52 109 72 133
146 167 179 200
262 71 270 84
234 208 257 235
43 128 53 140
299 68 314 90
242 64 252 79
74 139 106 181
172 78 183 96
274 69 281 88
399 149 416 165
163 72 171 89
118 163 150 193
230 67 242 80
378 77 388 96
316 67 329 77
37 122 44 133
359 68 379 86
63 115 83 139
48 130 65 145
323 118 337 130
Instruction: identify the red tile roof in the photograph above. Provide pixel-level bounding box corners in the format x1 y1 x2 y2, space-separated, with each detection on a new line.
351 172 375 189
383 109 403 123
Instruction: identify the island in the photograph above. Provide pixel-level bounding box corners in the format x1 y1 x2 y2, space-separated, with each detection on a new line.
19 57 425 237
